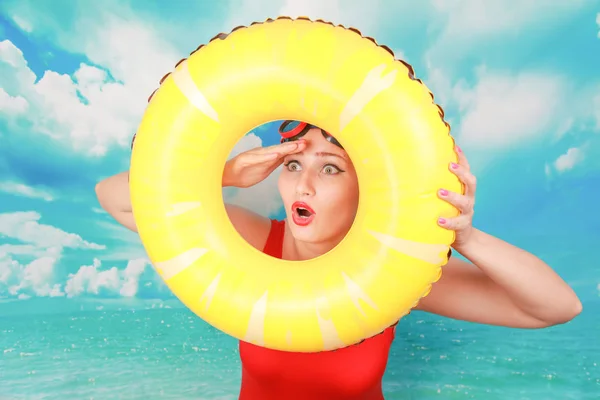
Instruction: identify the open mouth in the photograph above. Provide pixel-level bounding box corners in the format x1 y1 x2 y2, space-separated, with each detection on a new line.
295 207 313 218
292 202 315 225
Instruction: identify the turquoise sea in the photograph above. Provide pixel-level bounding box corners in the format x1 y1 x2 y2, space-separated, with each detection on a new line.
1 300 597 400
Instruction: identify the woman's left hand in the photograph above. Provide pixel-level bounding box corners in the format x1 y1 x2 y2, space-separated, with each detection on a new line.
437 146 477 250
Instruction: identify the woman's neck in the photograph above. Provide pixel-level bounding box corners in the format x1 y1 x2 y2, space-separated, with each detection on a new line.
283 228 343 261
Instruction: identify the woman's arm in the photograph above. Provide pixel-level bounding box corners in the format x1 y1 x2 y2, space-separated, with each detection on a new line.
415 228 582 328
414 146 582 328
95 170 270 248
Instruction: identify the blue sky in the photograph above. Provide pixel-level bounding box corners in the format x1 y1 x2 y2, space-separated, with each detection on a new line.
1 0 599 315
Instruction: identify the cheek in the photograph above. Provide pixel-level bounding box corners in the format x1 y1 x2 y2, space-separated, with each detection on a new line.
321 180 359 215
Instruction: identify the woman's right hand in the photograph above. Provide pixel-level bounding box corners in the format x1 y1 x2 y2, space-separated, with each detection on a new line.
223 140 307 188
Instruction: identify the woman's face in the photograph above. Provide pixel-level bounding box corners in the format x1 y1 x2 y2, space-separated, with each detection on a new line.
278 128 359 247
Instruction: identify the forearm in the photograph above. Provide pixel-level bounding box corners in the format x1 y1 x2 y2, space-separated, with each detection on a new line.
97 166 236 215
455 228 582 324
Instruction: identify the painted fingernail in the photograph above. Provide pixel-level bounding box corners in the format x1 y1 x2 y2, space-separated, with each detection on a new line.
439 189 448 196
438 218 446 225
456 145 462 153
450 162 459 169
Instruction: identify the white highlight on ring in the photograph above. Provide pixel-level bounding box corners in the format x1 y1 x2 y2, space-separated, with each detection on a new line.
244 290 269 346
342 272 379 317
199 272 222 311
172 60 220 122
166 201 202 217
368 230 447 265
315 296 345 349
154 247 209 280
339 64 397 131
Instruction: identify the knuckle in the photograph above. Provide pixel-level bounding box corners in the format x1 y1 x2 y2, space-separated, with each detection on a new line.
468 174 477 186
465 197 474 211
457 195 468 210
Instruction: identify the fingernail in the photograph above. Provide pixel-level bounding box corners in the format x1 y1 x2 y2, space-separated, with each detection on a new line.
438 218 446 225
456 145 462 153
439 189 448 196
450 162 459 169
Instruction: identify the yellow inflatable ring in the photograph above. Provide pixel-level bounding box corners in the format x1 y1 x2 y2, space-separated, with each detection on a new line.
129 16 461 352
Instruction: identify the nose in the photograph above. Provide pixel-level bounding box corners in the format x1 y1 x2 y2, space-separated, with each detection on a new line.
295 169 316 196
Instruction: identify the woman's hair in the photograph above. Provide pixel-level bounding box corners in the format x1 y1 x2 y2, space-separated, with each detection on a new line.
279 120 344 149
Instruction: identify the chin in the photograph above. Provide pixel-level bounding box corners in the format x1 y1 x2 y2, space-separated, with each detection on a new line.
287 216 344 245
287 220 318 241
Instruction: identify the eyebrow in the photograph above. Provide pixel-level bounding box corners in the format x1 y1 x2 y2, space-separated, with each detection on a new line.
295 151 346 160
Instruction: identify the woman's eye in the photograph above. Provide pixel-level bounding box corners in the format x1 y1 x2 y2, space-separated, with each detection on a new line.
285 161 301 171
323 164 340 175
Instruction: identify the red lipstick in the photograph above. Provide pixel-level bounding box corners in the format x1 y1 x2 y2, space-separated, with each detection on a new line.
291 201 315 227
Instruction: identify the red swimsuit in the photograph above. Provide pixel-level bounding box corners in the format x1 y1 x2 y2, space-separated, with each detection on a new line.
238 219 396 400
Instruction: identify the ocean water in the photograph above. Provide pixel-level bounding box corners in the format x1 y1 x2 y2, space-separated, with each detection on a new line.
1 302 598 400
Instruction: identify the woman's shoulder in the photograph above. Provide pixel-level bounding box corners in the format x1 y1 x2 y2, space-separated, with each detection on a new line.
224 204 275 250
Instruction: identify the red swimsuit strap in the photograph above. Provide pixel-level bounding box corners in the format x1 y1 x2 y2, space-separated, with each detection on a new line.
262 219 286 258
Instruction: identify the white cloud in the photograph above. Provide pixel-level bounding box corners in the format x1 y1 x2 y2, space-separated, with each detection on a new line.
0 87 28 114
0 256 17 284
1 248 154 300
0 181 54 201
225 0 382 37
0 5 181 156
119 258 148 297
426 0 588 67
0 211 108 299
0 211 105 250
554 147 585 173
451 69 572 148
0 244 47 259
11 15 32 33
430 0 583 36
546 142 591 177
1 251 64 298
64 259 118 297
64 258 149 298
8 256 65 297
0 39 166 156
421 1 595 148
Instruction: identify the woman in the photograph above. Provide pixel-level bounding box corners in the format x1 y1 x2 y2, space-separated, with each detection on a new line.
96 121 582 400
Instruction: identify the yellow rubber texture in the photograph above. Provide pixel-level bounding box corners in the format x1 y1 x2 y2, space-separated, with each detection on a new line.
129 17 462 353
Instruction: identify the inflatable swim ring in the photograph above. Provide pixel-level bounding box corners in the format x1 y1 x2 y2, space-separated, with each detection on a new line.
129 16 461 352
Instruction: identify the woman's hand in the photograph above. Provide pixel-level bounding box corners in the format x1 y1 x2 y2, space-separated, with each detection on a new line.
223 140 307 188
437 146 477 250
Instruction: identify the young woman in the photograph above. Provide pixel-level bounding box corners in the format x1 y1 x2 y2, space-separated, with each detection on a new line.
96 121 582 400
